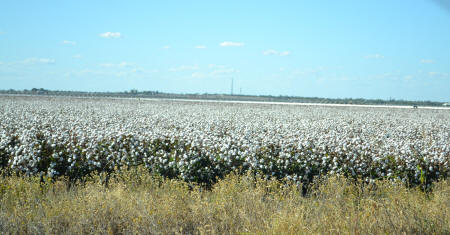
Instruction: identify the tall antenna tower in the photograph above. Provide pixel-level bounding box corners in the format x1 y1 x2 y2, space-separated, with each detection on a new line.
230 77 234 95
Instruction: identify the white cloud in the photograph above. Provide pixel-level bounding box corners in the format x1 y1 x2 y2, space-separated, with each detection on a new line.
427 72 448 78
99 62 133 68
364 54 384 59
292 67 327 77
73 54 82 59
99 32 121 38
22 58 55 64
162 45 170 49
211 68 237 75
118 62 132 67
208 64 226 69
190 66 238 79
169 65 199 72
420 59 434 64
62 40 76 45
403 75 413 80
220 41 244 47
100 63 114 68
207 64 238 75
195 45 206 49
263 49 290 56
191 72 206 78
130 68 144 73
263 49 278 55
74 63 149 78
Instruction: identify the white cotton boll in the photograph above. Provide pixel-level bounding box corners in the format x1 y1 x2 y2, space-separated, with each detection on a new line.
2 95 449 185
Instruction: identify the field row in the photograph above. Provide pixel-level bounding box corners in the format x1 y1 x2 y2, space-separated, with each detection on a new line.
1 96 448 187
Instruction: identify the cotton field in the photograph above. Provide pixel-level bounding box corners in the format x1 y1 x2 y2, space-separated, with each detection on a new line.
0 95 448 187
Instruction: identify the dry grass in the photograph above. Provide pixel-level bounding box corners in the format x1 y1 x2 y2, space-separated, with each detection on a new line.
1 169 448 234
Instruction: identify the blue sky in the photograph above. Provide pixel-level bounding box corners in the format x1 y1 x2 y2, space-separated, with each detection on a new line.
1 1 449 101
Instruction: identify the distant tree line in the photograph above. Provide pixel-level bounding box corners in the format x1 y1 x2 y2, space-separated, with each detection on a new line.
0 88 447 107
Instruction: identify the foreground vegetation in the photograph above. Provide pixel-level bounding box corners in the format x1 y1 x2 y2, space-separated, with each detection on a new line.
1 169 448 234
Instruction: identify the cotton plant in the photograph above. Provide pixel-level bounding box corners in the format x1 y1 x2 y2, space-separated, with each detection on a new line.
0 96 448 188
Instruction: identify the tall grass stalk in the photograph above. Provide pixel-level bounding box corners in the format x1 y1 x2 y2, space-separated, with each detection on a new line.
1 169 448 234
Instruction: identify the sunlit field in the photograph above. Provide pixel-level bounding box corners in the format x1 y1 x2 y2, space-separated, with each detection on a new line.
1 95 449 234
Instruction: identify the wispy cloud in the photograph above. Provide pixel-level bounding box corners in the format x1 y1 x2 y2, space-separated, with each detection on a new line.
117 62 132 67
69 62 151 78
0 58 55 68
73 54 82 59
191 66 238 79
263 49 290 56
22 58 55 64
364 54 384 59
99 63 114 68
169 65 199 72
208 64 226 69
293 68 323 77
99 32 121 38
210 65 238 75
220 41 244 47
263 49 278 55
62 40 76 45
211 68 237 75
195 45 206 49
428 71 448 78
162 45 170 49
403 75 413 80
74 68 130 78
100 62 133 68
420 59 434 64
191 72 206 78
